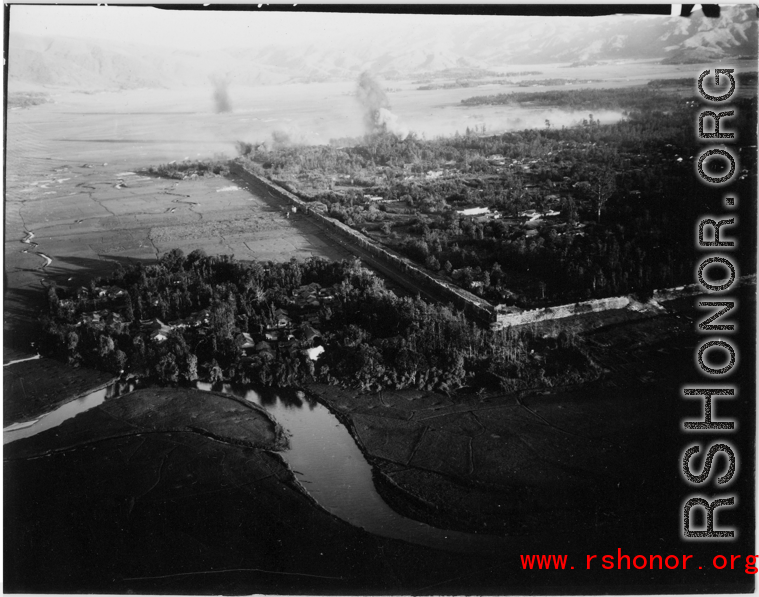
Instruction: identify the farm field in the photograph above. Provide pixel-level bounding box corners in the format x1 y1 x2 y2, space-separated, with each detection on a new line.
4 88 364 353
6 58 743 356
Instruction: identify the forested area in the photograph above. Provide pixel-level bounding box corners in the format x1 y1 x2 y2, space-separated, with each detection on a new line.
461 85 672 109
238 83 757 306
41 252 600 392
460 72 757 107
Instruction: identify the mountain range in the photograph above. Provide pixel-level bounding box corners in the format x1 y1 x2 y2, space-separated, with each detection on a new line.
8 5 757 90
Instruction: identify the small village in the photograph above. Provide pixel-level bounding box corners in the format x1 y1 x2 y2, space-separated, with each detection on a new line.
68 281 338 368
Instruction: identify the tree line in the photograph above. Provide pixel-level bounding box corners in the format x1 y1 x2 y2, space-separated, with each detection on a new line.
41 251 601 393
235 85 755 306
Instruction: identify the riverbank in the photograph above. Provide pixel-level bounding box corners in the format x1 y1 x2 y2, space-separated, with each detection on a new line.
5 289 755 594
305 300 742 542
3 353 116 426
4 387 496 594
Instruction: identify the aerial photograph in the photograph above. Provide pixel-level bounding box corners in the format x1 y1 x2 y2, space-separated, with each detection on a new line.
3 4 757 595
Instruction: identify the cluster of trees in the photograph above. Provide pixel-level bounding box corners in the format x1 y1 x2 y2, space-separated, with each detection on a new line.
459 84 688 110
417 78 515 91
146 159 230 180
41 251 601 393
240 85 709 187
514 78 600 87
647 72 757 89
410 67 510 83
241 83 755 183
396 212 695 305
236 84 756 306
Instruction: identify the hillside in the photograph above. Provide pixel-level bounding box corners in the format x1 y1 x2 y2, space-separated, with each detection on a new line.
8 6 757 91
7 35 292 90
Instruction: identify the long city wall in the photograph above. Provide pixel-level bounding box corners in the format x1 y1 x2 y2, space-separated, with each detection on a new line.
493 296 632 328
230 163 496 323
494 275 756 329
652 275 756 301
231 163 756 330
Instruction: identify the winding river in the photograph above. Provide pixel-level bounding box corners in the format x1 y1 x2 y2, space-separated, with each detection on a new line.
21 229 52 268
4 381 508 553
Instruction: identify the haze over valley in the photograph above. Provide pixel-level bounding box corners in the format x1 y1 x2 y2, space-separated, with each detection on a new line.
9 5 758 90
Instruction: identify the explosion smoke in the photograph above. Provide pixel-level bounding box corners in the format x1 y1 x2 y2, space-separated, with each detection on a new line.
356 71 407 138
211 76 232 113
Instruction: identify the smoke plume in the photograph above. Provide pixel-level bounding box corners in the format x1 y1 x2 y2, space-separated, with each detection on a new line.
356 71 407 138
211 76 232 113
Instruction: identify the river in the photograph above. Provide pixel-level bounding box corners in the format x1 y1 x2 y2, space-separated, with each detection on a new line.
4 380 508 553
3 382 129 443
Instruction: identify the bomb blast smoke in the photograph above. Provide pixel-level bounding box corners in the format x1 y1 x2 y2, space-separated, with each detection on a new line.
211 76 232 113
356 71 390 133
356 71 407 138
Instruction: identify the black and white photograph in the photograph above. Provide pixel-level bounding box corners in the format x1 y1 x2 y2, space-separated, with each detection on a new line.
3 3 757 594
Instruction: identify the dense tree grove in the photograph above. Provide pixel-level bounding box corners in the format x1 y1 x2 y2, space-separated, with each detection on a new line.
238 83 757 306
41 252 600 392
460 73 757 108
146 159 230 180
461 86 669 109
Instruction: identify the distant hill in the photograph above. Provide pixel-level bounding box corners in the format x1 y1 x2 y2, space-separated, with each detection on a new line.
7 34 293 90
8 6 757 91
